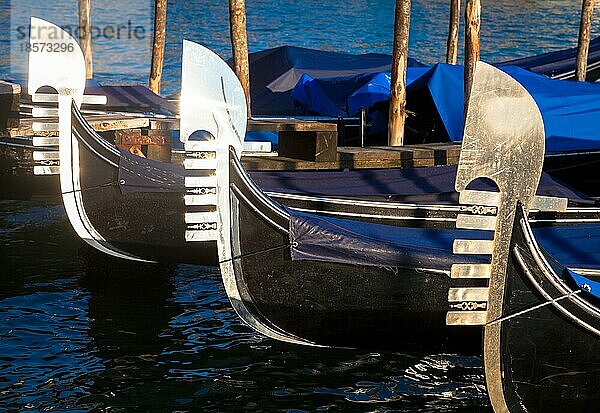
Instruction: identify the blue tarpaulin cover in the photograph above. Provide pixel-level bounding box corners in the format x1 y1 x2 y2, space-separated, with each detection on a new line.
245 38 600 116
245 45 424 115
291 63 600 153
289 209 600 270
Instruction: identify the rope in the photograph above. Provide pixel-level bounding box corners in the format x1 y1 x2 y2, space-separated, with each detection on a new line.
218 242 292 265
486 290 582 326
60 181 118 195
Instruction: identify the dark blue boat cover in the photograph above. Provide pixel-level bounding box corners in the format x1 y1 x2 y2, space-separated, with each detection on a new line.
500 36 600 80
289 210 600 270
289 209 487 270
252 165 594 205
246 39 600 117
117 148 593 205
118 149 184 193
246 45 425 115
291 63 600 153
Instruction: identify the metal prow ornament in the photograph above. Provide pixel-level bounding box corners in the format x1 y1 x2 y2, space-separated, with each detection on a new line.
449 61 567 413
27 17 148 262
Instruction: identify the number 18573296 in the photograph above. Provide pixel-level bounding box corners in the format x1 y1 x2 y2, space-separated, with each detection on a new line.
21 42 75 53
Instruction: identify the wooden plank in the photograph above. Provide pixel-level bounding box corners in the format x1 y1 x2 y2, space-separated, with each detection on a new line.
152 117 337 132
409 143 461 165
147 144 171 162
338 147 406 161
10 115 151 137
229 0 251 116
149 0 167 94
388 0 411 146
150 118 179 130
267 143 461 170
370 145 434 160
247 119 337 132
114 129 142 144
576 0 595 81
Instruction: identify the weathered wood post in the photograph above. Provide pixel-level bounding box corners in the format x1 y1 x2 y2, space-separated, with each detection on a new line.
149 0 167 94
464 0 481 109
229 0 251 117
576 0 595 81
388 0 411 146
78 0 93 79
446 0 461 64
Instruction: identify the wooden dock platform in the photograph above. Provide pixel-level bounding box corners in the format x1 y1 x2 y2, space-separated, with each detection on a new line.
241 143 461 171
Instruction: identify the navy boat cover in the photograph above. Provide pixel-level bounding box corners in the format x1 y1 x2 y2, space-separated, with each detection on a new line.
117 150 594 206
246 45 425 115
252 165 594 205
500 36 600 79
247 39 600 120
290 210 600 271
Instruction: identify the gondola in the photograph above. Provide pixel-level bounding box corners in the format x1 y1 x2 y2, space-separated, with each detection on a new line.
481 202 600 413
200 60 599 353
438 64 600 411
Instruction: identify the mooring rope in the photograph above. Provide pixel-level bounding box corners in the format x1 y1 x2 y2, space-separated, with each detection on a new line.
218 242 293 265
60 180 118 196
486 289 582 326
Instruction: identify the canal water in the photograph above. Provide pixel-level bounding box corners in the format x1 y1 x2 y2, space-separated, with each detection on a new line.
1 0 598 411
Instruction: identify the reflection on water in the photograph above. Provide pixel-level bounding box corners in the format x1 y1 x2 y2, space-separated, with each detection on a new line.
0 200 491 411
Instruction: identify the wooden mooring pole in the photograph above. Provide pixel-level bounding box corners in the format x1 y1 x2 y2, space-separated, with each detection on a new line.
78 0 93 79
464 0 481 109
576 0 595 81
229 0 251 117
388 0 411 147
446 0 460 64
149 0 167 94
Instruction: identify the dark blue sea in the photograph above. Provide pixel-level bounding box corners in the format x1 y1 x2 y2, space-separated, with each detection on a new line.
1 0 598 411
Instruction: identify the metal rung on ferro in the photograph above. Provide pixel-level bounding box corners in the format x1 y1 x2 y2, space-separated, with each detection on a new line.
453 239 494 255
33 165 59 175
33 137 59 146
456 214 497 230
33 151 59 161
451 263 492 279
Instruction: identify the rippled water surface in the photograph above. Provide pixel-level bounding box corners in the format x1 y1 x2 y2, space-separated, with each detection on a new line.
0 1 596 411
0 201 490 412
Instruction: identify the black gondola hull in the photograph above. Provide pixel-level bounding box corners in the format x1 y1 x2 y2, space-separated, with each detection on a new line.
495 208 600 412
